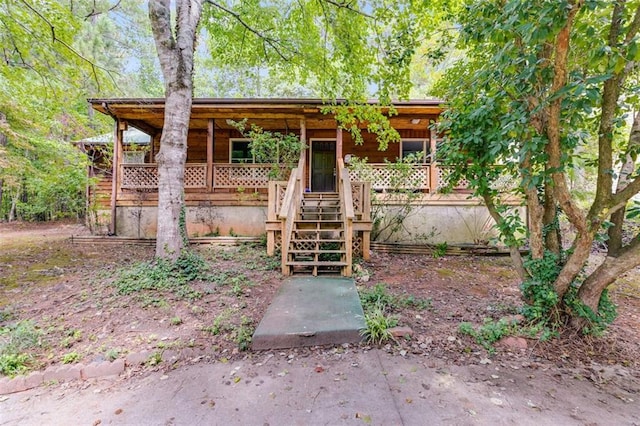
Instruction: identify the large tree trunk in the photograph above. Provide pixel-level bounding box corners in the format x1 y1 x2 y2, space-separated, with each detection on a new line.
0 112 6 214
577 235 640 312
149 0 203 260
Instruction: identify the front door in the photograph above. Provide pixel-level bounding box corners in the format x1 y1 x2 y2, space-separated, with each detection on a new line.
311 141 336 192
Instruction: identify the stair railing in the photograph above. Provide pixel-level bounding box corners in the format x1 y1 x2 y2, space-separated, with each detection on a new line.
337 158 354 277
278 149 306 275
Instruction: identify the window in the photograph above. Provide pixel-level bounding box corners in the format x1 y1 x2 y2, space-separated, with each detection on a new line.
401 139 430 163
230 139 253 163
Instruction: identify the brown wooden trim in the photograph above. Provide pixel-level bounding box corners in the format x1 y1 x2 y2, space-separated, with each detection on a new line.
110 121 121 235
207 119 214 191
429 127 438 191
336 127 343 163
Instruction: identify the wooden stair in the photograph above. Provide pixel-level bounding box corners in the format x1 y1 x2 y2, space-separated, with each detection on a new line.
285 192 348 276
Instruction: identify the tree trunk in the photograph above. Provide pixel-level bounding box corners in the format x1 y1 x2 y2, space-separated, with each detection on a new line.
481 193 526 280
149 0 203 260
543 186 560 257
0 112 6 215
577 235 640 312
608 111 640 256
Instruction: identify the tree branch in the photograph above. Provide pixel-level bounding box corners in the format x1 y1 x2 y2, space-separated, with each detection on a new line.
18 0 104 90
205 0 295 61
319 0 374 19
85 0 122 20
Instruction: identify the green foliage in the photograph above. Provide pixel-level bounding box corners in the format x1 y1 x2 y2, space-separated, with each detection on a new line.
358 283 428 344
0 320 42 376
360 303 398 344
61 352 80 364
359 283 397 312
113 250 208 301
432 242 448 258
458 318 516 353
519 252 562 324
233 316 254 351
435 0 640 333
228 119 306 179
565 288 617 336
327 104 401 150
0 353 30 376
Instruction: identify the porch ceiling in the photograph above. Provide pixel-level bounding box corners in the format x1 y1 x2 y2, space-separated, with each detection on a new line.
89 98 443 134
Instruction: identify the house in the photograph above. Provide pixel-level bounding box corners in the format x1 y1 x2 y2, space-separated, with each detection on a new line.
86 98 524 276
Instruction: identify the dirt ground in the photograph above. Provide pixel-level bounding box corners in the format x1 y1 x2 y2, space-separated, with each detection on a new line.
1 221 639 420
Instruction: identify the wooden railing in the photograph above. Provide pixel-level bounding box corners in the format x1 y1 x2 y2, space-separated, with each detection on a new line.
348 164 431 192
278 150 306 275
120 163 287 190
337 158 354 276
213 164 289 188
121 163 207 189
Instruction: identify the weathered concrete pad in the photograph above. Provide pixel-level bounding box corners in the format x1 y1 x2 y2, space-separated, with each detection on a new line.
252 277 365 350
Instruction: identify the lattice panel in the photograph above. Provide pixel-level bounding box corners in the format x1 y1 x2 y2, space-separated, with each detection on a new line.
352 233 363 256
121 165 158 188
490 174 517 192
351 183 364 215
437 168 469 190
276 182 287 213
214 164 288 188
349 165 429 191
294 240 317 251
184 165 207 188
274 232 282 253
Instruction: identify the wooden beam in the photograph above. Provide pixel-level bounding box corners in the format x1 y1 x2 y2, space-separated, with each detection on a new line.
430 126 438 192
300 117 307 189
207 119 214 191
110 121 122 235
336 126 343 164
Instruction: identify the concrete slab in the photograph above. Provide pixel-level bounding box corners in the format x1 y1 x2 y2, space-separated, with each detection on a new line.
252 277 365 350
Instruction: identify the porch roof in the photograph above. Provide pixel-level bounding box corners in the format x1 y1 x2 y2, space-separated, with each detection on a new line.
88 97 444 135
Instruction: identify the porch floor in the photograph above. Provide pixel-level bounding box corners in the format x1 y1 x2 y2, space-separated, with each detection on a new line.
252 277 365 350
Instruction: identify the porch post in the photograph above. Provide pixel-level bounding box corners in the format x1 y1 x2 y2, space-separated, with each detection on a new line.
110 120 122 235
300 117 307 183
207 118 214 191
336 126 343 163
429 126 438 192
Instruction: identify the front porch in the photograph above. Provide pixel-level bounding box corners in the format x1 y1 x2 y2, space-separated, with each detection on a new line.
86 98 523 277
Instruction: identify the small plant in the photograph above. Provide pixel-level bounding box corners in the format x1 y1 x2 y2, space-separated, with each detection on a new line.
60 329 82 348
458 318 516 353
231 283 244 297
359 283 396 311
432 242 448 258
233 316 254 351
61 352 80 364
400 295 432 311
105 348 120 362
170 316 183 326
0 353 30 376
146 352 162 366
206 309 233 335
360 304 398 344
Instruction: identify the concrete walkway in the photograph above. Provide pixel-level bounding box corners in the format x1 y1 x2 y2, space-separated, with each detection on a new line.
3 349 637 425
252 277 365 350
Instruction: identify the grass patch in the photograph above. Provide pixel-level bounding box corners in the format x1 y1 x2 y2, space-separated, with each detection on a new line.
113 250 207 301
0 320 42 376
